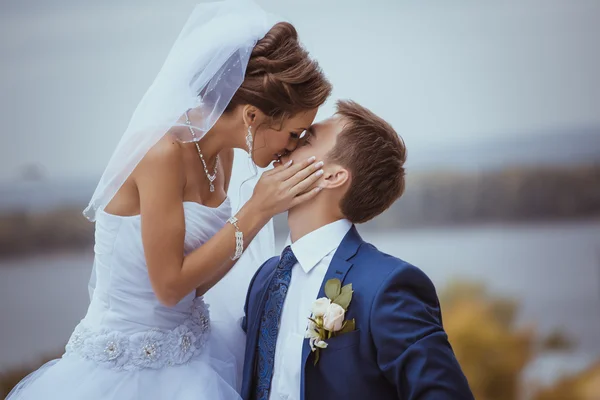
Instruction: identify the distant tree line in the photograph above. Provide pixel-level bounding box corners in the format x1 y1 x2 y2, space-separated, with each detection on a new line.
2 164 600 257
367 163 600 230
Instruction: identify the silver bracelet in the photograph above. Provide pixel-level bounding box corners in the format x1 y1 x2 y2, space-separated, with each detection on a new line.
227 216 244 260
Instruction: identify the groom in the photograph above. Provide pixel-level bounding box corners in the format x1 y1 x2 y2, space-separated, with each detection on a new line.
241 101 473 400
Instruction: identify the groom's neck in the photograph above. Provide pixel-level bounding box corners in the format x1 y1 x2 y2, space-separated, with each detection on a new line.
287 199 342 243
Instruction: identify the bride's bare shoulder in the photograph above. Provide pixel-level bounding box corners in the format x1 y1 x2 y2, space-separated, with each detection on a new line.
133 135 185 185
144 135 183 164
138 133 185 171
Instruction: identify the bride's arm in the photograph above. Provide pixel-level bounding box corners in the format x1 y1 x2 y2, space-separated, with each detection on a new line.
135 140 321 307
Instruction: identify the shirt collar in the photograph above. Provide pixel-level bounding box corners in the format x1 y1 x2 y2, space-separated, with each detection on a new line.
289 219 353 274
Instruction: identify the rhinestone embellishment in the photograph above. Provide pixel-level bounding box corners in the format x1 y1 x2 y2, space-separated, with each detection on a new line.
104 341 120 360
64 297 210 370
142 343 158 360
181 335 191 353
199 314 209 331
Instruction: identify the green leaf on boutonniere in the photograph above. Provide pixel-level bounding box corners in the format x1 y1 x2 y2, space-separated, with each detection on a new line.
341 282 352 295
332 283 353 309
338 318 356 335
314 349 320 366
324 278 342 299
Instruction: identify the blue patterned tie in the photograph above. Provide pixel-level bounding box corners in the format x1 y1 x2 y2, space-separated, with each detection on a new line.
254 246 297 400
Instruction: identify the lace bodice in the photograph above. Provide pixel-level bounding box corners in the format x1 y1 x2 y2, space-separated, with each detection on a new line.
65 200 232 370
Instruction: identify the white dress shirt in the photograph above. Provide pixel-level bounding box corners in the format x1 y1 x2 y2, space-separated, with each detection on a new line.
269 219 353 400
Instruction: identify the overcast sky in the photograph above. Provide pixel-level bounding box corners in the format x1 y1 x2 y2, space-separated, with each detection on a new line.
1 0 599 181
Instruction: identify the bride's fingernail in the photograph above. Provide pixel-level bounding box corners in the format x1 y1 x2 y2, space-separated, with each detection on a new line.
315 187 323 192
286 160 293 167
315 169 324 177
315 161 324 169
308 156 316 163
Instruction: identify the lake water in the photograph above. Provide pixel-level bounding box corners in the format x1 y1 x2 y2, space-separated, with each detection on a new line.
2 221 600 377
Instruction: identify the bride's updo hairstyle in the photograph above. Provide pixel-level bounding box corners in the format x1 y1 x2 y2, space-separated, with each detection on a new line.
225 22 332 123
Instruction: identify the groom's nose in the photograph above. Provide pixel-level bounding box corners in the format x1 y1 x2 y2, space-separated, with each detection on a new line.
280 148 296 165
285 141 299 154
280 143 298 161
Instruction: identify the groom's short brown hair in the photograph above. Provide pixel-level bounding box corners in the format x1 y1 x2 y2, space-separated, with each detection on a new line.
327 100 406 224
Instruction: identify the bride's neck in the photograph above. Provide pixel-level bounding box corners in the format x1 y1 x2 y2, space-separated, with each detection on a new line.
197 129 226 162
182 115 231 163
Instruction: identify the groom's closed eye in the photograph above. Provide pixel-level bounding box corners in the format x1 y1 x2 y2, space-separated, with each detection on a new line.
299 126 316 146
299 135 312 147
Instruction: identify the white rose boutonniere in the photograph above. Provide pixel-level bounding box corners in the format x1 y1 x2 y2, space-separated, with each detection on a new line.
311 297 331 317
304 278 356 365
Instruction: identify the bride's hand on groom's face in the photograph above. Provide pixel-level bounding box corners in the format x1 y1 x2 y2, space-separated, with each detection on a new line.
251 156 324 217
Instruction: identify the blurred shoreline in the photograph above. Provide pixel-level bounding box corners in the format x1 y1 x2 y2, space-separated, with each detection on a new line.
3 220 600 398
2 163 599 259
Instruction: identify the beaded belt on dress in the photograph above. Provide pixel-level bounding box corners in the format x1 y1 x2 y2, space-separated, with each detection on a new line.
64 297 210 370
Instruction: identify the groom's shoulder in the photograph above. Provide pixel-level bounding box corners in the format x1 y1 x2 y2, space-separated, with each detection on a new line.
356 241 436 293
356 240 418 274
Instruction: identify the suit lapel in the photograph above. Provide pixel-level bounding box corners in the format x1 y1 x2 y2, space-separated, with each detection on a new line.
242 260 279 400
251 266 278 335
300 226 363 399
300 258 352 366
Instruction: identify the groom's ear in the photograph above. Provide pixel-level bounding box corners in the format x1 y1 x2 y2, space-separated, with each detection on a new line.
321 165 350 190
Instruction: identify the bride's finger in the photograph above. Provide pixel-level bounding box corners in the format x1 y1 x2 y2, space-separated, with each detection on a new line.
274 156 316 181
271 158 287 170
289 186 323 208
262 159 288 177
289 167 323 196
284 160 323 190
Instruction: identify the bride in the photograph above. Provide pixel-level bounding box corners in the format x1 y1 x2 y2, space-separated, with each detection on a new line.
8 1 331 399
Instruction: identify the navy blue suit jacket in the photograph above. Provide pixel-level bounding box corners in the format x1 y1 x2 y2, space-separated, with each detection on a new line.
241 226 473 400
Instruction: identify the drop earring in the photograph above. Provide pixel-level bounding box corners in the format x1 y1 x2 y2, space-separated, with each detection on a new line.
246 126 253 159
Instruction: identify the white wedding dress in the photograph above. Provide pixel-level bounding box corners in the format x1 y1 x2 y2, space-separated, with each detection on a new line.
8 199 244 400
